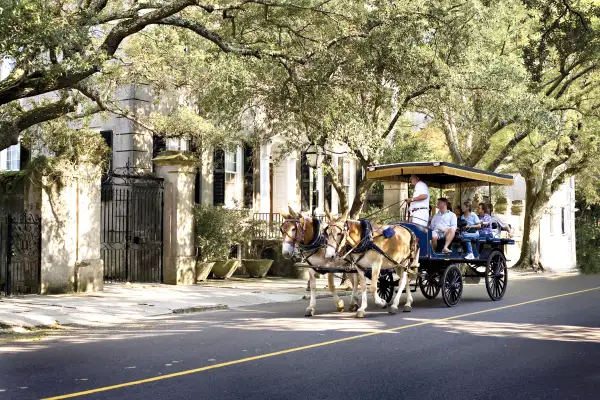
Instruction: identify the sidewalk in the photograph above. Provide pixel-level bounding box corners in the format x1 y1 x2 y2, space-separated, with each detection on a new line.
0 276 347 331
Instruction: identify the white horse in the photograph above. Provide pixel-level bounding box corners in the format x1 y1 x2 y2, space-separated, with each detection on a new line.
324 214 420 318
280 207 360 317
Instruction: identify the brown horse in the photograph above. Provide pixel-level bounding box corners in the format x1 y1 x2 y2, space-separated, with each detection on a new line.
280 207 359 316
324 213 419 318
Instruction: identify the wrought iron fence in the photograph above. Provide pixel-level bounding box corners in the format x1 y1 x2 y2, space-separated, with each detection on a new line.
0 213 42 296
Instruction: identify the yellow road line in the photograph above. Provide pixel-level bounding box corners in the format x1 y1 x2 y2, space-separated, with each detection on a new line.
43 286 600 400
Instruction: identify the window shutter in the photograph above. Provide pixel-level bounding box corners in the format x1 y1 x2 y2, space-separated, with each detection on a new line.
213 149 225 206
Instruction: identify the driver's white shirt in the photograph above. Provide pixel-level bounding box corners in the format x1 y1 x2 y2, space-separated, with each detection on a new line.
411 181 429 209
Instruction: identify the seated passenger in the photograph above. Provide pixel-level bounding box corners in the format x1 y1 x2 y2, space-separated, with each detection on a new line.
477 202 494 239
430 198 457 254
460 201 481 260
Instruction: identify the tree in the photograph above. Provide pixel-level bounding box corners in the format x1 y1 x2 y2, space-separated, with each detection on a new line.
0 0 356 151
415 0 600 270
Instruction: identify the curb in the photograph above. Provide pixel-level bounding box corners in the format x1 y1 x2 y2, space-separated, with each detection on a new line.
170 304 229 314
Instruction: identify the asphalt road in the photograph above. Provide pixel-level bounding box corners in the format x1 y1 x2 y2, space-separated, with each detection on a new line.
1 274 600 400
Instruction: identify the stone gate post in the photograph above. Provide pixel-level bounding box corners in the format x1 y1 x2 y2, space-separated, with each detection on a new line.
153 152 197 285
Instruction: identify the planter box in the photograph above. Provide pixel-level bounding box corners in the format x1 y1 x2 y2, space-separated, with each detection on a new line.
212 259 241 279
511 206 524 216
195 261 215 282
242 259 274 278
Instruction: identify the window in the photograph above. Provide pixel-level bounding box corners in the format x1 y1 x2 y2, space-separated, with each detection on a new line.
300 153 316 212
5 144 20 171
225 151 237 174
561 207 566 235
342 159 351 188
243 144 254 209
213 149 225 206
166 138 189 151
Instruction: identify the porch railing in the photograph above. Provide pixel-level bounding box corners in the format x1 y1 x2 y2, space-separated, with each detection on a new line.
252 213 326 240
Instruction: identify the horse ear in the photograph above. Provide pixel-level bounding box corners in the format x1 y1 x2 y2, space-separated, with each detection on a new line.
342 210 349 221
280 207 290 219
288 205 297 218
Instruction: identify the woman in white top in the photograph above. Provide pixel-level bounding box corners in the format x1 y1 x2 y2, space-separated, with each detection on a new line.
406 174 430 227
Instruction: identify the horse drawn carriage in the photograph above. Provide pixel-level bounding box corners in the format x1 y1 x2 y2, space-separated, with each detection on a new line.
365 161 514 308
280 161 514 317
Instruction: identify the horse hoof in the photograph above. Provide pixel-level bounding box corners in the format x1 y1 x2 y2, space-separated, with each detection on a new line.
355 310 365 318
305 308 315 317
389 306 398 315
349 304 358 312
336 306 344 312
336 300 344 312
403 305 412 313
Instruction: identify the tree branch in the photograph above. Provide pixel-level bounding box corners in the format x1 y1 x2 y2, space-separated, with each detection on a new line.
382 84 440 139
486 131 529 171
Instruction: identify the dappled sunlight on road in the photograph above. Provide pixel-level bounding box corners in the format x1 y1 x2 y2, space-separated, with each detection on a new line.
214 315 389 333
406 318 600 343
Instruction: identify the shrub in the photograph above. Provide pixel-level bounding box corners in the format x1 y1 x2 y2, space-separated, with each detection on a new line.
575 216 600 274
195 206 247 261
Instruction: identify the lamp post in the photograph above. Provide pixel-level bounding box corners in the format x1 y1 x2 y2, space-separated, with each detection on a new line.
304 143 322 169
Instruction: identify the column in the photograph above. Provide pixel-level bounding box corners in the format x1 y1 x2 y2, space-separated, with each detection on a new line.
315 166 325 215
259 142 271 213
40 164 104 294
154 152 197 285
286 152 298 209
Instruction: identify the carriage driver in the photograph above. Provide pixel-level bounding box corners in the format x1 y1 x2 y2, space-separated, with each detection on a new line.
430 197 457 254
406 174 430 227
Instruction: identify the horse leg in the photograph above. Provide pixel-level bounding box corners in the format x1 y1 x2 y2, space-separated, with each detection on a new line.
349 273 359 312
356 269 368 318
390 268 408 314
403 270 414 312
305 269 317 317
328 273 344 312
371 260 387 309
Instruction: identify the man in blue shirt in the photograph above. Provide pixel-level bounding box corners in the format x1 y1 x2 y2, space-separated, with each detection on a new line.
460 201 481 259
430 198 457 254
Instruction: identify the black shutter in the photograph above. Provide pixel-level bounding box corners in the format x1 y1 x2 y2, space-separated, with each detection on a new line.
213 149 225 206
243 144 254 209
300 153 311 212
19 145 30 170
152 135 166 158
194 169 201 204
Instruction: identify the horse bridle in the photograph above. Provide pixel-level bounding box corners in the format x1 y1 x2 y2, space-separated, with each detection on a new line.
280 217 307 250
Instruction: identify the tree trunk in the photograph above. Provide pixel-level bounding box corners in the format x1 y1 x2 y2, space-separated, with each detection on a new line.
349 178 374 219
515 177 548 271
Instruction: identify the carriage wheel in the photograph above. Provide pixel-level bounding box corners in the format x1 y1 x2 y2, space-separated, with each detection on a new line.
485 250 508 301
418 271 441 299
442 265 463 307
377 273 395 304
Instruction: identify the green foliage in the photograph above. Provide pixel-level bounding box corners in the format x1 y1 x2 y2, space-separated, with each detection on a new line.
194 206 248 261
380 122 440 164
20 120 109 186
575 214 600 274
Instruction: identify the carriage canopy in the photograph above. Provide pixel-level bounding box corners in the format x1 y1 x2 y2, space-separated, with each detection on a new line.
366 161 514 188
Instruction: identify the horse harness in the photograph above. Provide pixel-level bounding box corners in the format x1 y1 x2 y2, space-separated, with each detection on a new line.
331 219 418 272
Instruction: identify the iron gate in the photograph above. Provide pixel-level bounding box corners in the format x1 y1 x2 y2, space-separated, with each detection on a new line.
0 214 42 296
101 175 164 283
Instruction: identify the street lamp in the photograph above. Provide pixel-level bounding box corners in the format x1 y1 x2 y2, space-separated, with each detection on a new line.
304 143 321 169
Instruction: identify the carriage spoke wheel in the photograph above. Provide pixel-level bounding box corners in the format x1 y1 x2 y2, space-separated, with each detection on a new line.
418 271 441 300
442 265 463 307
485 250 508 301
377 273 395 304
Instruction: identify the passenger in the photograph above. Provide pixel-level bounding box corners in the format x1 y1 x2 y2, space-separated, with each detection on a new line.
477 202 493 239
460 201 481 260
406 174 430 227
430 197 457 254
